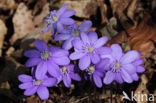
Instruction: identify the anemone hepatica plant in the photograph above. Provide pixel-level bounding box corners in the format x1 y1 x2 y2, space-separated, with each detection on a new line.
69 31 111 70
24 40 70 79
18 3 145 100
101 44 145 84
55 21 92 50
42 4 75 35
18 74 57 100
56 64 81 88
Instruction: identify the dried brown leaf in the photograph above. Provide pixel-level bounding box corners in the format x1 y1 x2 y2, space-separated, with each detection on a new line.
128 15 156 58
0 0 17 10
59 0 99 18
33 3 50 26
110 0 130 19
135 75 149 103
0 19 7 56
10 3 35 44
108 15 156 58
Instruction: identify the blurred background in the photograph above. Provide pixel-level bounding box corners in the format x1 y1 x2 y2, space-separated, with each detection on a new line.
0 0 156 103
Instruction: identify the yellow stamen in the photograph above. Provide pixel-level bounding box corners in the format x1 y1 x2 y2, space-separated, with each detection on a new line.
75 30 79 36
53 17 58 22
43 53 49 58
115 63 120 68
62 67 67 72
89 66 95 71
36 80 41 85
88 48 93 52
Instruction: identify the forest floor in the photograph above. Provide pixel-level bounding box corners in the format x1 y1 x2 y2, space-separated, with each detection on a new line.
0 0 156 103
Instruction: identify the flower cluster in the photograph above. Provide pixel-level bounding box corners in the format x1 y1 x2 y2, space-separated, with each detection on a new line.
18 4 145 100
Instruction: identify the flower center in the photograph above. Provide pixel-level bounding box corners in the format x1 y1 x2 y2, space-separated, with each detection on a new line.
41 51 51 60
88 47 93 52
33 80 41 86
86 66 95 75
53 17 58 22
74 30 79 36
89 66 95 71
43 53 49 58
62 67 67 72
111 62 121 73
36 80 41 85
115 63 120 68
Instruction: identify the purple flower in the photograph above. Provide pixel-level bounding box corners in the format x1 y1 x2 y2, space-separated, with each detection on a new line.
54 21 92 50
56 64 81 88
24 40 70 79
69 32 111 70
84 59 109 88
102 44 142 84
18 74 57 100
131 53 145 81
42 4 75 35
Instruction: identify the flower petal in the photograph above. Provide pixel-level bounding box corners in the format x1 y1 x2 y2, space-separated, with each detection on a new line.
42 78 57 87
79 55 91 70
115 73 123 84
72 39 83 50
37 86 49 100
80 32 89 44
121 50 139 64
58 4 68 16
18 74 32 82
78 20 92 32
69 52 86 60
35 40 47 52
62 37 73 50
24 86 38 96
19 82 33 89
42 24 53 32
63 74 71 88
122 64 136 74
136 66 145 73
57 22 64 33
94 36 108 48
69 73 81 81
35 62 48 80
93 73 102 88
133 59 144 65
111 44 123 61
54 34 71 41
96 47 112 55
49 47 69 57
131 73 139 81
47 61 60 77
61 10 76 17
25 58 41 67
95 58 110 71
88 31 98 43
60 18 75 25
94 71 104 77
103 71 115 84
24 50 40 58
53 56 70 65
91 53 100 64
121 69 133 83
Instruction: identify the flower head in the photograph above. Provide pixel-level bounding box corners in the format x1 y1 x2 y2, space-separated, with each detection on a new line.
102 44 144 84
42 4 76 36
84 59 109 88
18 74 57 100
24 40 70 79
131 53 145 81
54 21 92 50
56 64 81 88
69 32 111 70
